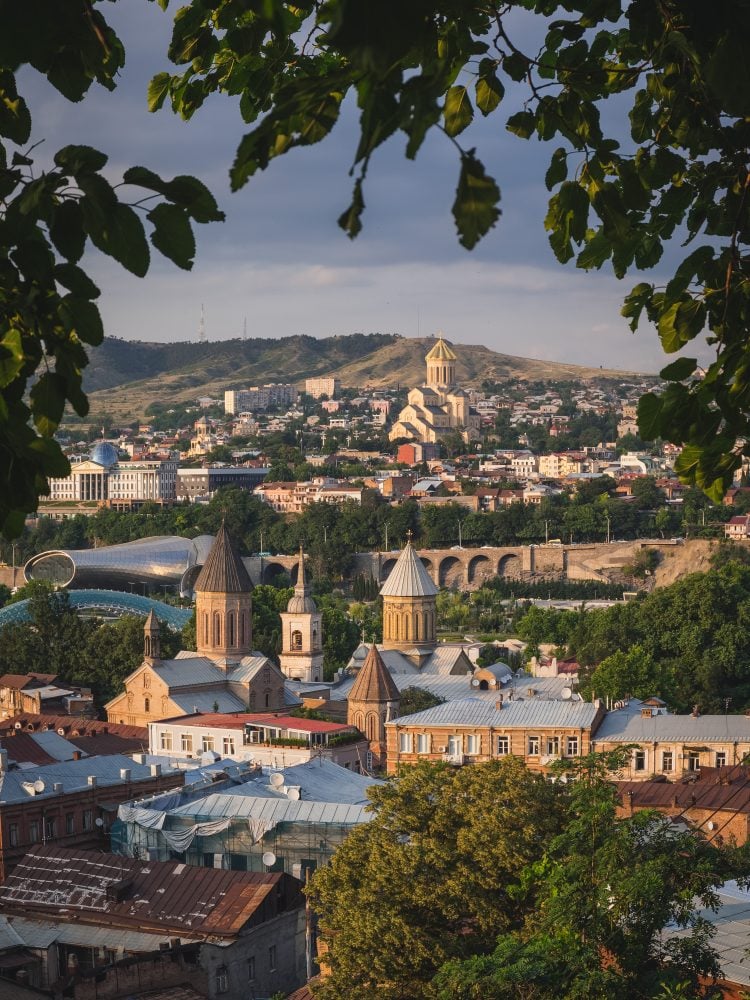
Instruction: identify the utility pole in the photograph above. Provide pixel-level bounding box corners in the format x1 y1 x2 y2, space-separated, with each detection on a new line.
384 523 389 551
544 519 549 544
458 520 462 548
605 513 611 544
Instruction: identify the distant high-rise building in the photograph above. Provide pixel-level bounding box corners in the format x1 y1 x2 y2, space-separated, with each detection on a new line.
305 376 341 400
224 384 297 414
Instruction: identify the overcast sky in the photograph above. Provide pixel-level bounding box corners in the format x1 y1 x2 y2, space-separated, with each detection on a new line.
18 4 711 374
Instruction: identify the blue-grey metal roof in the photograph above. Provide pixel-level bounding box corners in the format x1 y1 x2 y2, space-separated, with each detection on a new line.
387 697 600 730
169 792 371 826
0 754 178 804
593 707 750 744
380 542 439 598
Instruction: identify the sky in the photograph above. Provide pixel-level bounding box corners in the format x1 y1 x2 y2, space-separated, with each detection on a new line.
17 4 711 374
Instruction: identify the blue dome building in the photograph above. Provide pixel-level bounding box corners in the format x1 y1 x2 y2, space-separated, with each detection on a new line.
90 441 120 467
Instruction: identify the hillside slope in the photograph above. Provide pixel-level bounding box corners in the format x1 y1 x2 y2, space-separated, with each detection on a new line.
83 334 649 421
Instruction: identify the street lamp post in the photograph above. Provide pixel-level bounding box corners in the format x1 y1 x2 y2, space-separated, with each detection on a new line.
605 513 611 544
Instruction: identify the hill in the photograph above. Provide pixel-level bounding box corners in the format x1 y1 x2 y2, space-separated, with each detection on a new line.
82 334 648 422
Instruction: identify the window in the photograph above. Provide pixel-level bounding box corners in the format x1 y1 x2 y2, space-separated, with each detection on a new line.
527 735 540 756
223 737 235 755
416 733 430 754
181 733 193 753
247 957 255 982
466 734 480 756
687 751 700 772
716 751 727 768
29 821 39 843
160 732 173 751
661 751 673 772
566 736 579 757
44 817 56 840
268 945 277 972
447 735 462 757
65 814 75 835
144 697 150 713
202 735 215 753
82 810 93 832
634 749 646 771
215 967 228 994
399 732 413 753
8 824 18 847
496 735 510 756
291 629 303 650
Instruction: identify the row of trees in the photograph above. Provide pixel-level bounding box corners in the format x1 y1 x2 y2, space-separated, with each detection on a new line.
308 753 744 999
512 551 750 713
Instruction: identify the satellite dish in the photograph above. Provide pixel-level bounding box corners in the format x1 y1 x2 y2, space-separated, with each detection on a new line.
57 728 66 736
707 821 716 831
33 780 45 794
561 687 573 700
470 678 480 687
270 772 285 788
262 851 276 867
287 787 300 801
14 722 22 730
95 817 104 828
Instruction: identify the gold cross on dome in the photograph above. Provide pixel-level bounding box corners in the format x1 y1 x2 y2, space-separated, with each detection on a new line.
406 529 413 542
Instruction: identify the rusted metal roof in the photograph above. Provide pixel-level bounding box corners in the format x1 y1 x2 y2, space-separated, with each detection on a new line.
0 714 147 741
618 766 750 814
0 673 57 690
0 847 301 939
0 734 57 766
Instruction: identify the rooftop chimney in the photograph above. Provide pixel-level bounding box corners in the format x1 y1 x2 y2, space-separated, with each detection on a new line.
87 775 97 787
495 695 503 710
150 763 161 777
120 768 131 782
0 750 8 773
72 750 82 761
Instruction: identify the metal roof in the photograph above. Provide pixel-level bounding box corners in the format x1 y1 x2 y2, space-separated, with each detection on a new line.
666 882 750 988
6 916 170 952
0 847 293 938
0 591 191 630
593 708 750 744
0 753 177 804
193 523 252 594
424 336 457 362
387 697 600 730
169 691 246 715
380 542 439 598
348 645 400 704
169 793 371 826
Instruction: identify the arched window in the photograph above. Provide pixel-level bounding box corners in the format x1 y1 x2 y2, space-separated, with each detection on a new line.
354 712 364 731
213 612 222 646
203 613 209 646
291 629 303 650
404 614 409 641
145 635 151 657
144 697 150 713
424 611 430 640
239 612 247 646
366 713 378 741
312 627 318 647
264 691 270 708
227 612 235 647
414 614 420 641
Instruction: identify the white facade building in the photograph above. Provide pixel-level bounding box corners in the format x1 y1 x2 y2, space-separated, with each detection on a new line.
45 443 178 503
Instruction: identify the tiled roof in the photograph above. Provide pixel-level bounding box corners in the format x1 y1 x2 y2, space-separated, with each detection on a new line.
0 847 298 938
349 645 400 704
380 541 439 598
193 522 252 593
160 712 351 734
0 673 57 690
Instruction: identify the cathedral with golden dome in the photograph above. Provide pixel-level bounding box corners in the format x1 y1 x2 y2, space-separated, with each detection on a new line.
388 335 481 445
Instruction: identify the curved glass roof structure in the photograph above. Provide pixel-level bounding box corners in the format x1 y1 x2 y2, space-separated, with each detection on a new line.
24 535 216 593
90 441 120 467
0 591 192 629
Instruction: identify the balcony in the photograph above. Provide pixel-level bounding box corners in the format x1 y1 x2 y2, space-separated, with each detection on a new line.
442 752 466 766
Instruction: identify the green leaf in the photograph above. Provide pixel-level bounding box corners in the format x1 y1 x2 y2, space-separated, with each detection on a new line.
452 154 501 251
0 73 31 144
338 178 365 240
621 282 653 332
576 230 612 270
123 165 167 193
29 372 67 436
545 148 568 190
475 62 504 116
0 329 25 388
162 175 225 223
54 263 100 299
444 86 474 137
637 392 663 441
49 200 87 263
27 437 71 477
657 298 705 353
59 295 104 346
84 201 150 278
506 111 536 139
148 72 172 112
53 145 108 176
705 32 750 117
659 357 697 382
147 202 196 270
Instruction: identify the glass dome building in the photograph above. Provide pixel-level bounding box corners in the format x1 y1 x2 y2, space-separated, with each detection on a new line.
89 441 120 468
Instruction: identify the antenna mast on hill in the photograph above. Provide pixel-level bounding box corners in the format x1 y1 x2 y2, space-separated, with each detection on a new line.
198 303 206 343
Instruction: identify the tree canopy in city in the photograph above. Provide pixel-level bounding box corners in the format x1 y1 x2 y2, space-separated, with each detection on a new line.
3 1 750 534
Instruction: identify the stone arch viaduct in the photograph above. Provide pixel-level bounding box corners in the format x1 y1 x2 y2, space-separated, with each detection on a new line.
245 540 680 592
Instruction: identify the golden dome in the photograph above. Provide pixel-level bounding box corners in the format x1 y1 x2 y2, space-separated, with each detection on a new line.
425 336 457 362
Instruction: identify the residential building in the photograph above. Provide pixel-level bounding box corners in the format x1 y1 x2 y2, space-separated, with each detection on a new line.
0 847 306 999
396 441 440 464
0 674 93 719
591 700 750 780
385 697 605 775
224 384 298 414
111 757 382 875
389 336 481 445
148 711 367 770
305 376 341 399
725 515 750 540
0 752 182 879
176 465 268 501
255 479 366 513
105 528 287 726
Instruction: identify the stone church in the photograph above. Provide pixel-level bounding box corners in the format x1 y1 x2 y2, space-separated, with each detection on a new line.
106 524 287 727
389 335 481 445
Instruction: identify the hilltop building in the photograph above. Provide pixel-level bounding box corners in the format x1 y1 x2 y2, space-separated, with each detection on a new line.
105 524 287 726
305 375 341 399
389 335 481 445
